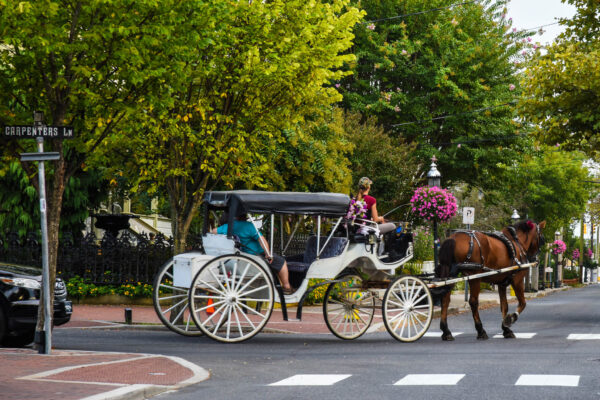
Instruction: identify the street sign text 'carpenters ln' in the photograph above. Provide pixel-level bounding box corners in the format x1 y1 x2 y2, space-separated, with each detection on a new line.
3 125 74 139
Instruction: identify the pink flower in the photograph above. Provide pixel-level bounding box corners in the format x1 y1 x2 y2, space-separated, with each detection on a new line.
527 37 532 42
335 83 341 88
509 84 516 91
457 143 461 148
512 28 517 33
401 49 408 56
522 50 527 55
533 44 538 49
367 23 375 31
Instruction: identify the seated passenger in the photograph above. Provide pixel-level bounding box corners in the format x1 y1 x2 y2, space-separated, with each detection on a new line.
213 213 293 295
355 177 396 235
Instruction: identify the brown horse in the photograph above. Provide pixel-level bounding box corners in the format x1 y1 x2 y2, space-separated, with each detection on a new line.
437 220 546 341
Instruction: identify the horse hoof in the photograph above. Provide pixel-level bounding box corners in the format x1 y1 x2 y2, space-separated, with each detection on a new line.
477 332 489 340
503 331 516 339
442 334 455 341
502 315 513 328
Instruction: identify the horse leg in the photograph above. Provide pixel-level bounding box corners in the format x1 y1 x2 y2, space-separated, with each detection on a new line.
498 283 515 338
503 273 527 333
468 280 488 340
440 289 454 341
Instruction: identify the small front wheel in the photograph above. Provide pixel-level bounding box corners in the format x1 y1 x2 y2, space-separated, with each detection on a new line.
323 274 375 340
188 254 274 343
383 276 432 342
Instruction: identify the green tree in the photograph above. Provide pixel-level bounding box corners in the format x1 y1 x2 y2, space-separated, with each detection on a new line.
116 0 364 253
341 0 533 190
344 111 420 214
520 0 600 156
495 147 591 236
264 108 355 194
0 0 189 338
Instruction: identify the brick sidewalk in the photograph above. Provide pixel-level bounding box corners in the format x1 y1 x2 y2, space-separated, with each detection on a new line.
0 348 208 400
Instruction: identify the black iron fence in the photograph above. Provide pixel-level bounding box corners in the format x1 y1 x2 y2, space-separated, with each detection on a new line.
0 229 312 285
0 231 204 285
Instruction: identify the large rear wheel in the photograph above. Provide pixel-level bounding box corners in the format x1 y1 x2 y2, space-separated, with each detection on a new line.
323 274 375 340
153 259 203 336
383 276 432 342
189 254 274 343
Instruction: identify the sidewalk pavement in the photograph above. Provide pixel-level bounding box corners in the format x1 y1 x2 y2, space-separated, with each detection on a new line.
0 285 574 400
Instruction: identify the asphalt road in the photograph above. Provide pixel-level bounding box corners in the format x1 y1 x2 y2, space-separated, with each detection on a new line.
54 285 600 400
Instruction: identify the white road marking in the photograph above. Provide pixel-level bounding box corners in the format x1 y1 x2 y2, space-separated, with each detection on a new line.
394 374 465 386
269 374 352 386
515 374 579 387
492 332 536 339
567 334 600 340
423 331 463 337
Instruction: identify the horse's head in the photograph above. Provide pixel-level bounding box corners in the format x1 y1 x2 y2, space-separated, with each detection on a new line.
515 220 546 262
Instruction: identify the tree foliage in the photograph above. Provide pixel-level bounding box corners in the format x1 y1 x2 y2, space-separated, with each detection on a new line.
341 0 533 189
520 0 600 156
114 0 364 253
0 0 192 333
494 147 591 235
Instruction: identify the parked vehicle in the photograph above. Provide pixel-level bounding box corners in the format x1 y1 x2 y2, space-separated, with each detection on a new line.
0 262 72 346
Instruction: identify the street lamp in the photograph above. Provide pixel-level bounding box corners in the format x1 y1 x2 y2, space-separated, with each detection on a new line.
428 156 442 271
554 231 561 288
427 156 441 188
511 209 520 223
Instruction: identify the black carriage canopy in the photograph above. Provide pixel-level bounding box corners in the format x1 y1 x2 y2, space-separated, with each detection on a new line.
202 190 351 236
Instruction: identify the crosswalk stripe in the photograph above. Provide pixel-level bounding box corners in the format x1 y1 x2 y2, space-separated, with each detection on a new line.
515 375 579 387
567 334 600 340
268 374 352 386
492 332 536 339
394 374 465 386
423 331 463 337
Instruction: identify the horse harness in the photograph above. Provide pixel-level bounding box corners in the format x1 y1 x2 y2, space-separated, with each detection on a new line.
451 229 528 286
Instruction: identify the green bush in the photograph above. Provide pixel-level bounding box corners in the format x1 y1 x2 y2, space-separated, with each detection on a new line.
65 275 153 299
412 226 434 261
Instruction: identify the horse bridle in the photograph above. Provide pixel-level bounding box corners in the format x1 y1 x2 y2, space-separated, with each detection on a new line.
509 222 545 263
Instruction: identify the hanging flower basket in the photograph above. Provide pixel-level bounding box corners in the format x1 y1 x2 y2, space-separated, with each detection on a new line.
410 186 457 223
551 240 566 255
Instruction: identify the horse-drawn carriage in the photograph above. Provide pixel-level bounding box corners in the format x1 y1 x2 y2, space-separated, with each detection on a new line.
153 190 544 343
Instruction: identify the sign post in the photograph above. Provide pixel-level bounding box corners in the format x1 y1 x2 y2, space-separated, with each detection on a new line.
462 207 475 301
5 112 70 355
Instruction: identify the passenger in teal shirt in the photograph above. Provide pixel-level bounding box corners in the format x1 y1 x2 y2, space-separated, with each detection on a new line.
216 220 263 255
214 214 293 294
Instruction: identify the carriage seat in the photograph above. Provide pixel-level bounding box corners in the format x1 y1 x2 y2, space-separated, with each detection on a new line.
286 235 348 273
202 233 241 256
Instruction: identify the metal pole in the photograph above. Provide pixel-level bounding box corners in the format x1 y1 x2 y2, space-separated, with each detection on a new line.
464 223 470 302
433 219 439 273
36 135 52 355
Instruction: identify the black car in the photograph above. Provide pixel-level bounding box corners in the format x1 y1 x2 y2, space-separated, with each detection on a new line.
0 262 72 346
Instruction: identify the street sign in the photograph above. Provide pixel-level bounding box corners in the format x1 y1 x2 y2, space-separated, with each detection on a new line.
463 207 475 225
20 152 60 162
3 125 74 139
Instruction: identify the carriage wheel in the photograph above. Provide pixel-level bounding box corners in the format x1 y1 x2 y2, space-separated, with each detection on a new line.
323 274 375 340
189 254 274 343
153 259 203 336
383 276 433 342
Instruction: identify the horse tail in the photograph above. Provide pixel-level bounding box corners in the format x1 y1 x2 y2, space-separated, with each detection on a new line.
436 238 456 278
